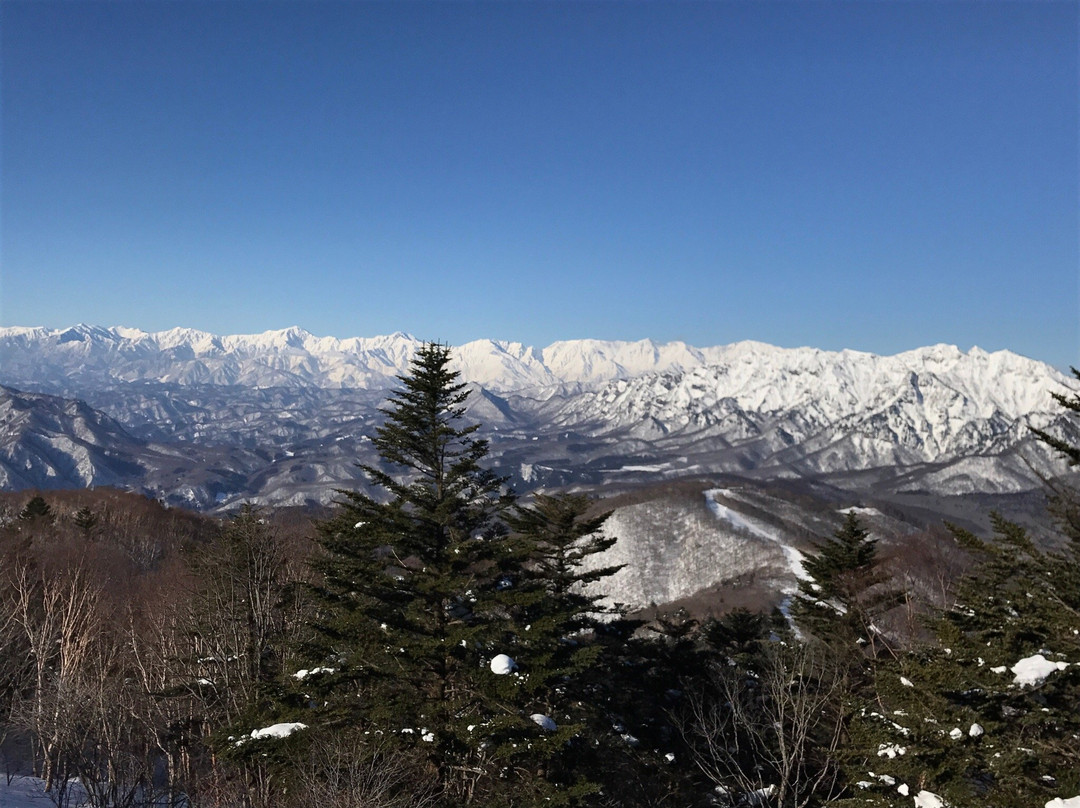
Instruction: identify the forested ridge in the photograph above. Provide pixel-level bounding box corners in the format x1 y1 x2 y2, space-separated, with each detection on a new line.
1 345 1077 808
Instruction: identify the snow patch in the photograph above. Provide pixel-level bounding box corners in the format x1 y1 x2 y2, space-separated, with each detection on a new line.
293 666 335 679
490 654 517 674
840 506 883 518
1046 797 1080 808
530 713 557 732
238 722 308 744
914 790 946 808
1011 654 1069 686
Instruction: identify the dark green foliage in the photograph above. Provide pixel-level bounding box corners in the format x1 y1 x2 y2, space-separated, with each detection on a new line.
494 493 625 799
308 343 601 804
701 607 782 670
502 493 621 692
837 515 1080 808
18 495 53 523
73 506 99 536
801 512 878 600
793 512 901 657
579 612 702 808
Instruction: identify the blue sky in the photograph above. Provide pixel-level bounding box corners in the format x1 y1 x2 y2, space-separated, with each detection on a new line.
1 1 1076 367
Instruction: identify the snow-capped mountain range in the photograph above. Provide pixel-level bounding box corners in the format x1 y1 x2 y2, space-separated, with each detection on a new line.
0 324 743 392
0 324 1076 509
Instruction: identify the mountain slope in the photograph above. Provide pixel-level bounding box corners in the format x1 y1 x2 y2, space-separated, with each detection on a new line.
0 385 149 489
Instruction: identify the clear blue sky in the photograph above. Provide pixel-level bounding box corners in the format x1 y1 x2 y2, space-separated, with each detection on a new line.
1 1 1076 367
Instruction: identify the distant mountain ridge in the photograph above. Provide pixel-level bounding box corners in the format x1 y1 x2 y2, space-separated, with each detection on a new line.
0 323 742 392
0 323 1063 398
0 324 1075 509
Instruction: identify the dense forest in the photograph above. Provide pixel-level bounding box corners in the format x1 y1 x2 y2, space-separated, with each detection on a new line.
1 344 1077 808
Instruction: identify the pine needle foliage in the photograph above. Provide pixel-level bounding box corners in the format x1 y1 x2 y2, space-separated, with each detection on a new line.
836 515 1080 808
306 343 624 805
792 512 901 657
73 506 99 535
496 494 624 801
18 495 53 523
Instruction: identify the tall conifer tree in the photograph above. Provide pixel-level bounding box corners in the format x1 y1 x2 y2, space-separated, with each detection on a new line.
308 343 590 804
793 511 900 657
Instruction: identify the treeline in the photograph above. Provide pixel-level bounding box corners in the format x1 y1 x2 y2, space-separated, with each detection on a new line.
0 345 1077 808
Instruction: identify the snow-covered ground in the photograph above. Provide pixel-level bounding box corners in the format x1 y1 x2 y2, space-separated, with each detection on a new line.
704 489 810 582
0 775 87 808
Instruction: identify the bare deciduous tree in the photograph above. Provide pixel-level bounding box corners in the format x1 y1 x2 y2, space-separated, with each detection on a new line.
8 558 103 793
288 731 440 808
680 643 847 808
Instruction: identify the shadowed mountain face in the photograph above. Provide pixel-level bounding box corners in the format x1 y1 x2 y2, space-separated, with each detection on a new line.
0 385 149 490
0 326 1077 510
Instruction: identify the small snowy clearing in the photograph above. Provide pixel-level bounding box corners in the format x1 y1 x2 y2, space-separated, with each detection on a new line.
0 776 86 807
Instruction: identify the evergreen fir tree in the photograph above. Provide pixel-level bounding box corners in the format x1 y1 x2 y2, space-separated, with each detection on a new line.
498 493 623 802
18 495 53 523
73 506 99 536
502 492 621 691
792 511 900 657
306 343 555 804
701 607 782 670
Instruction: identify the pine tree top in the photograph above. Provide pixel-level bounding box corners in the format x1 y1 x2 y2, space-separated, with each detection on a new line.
799 511 878 601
